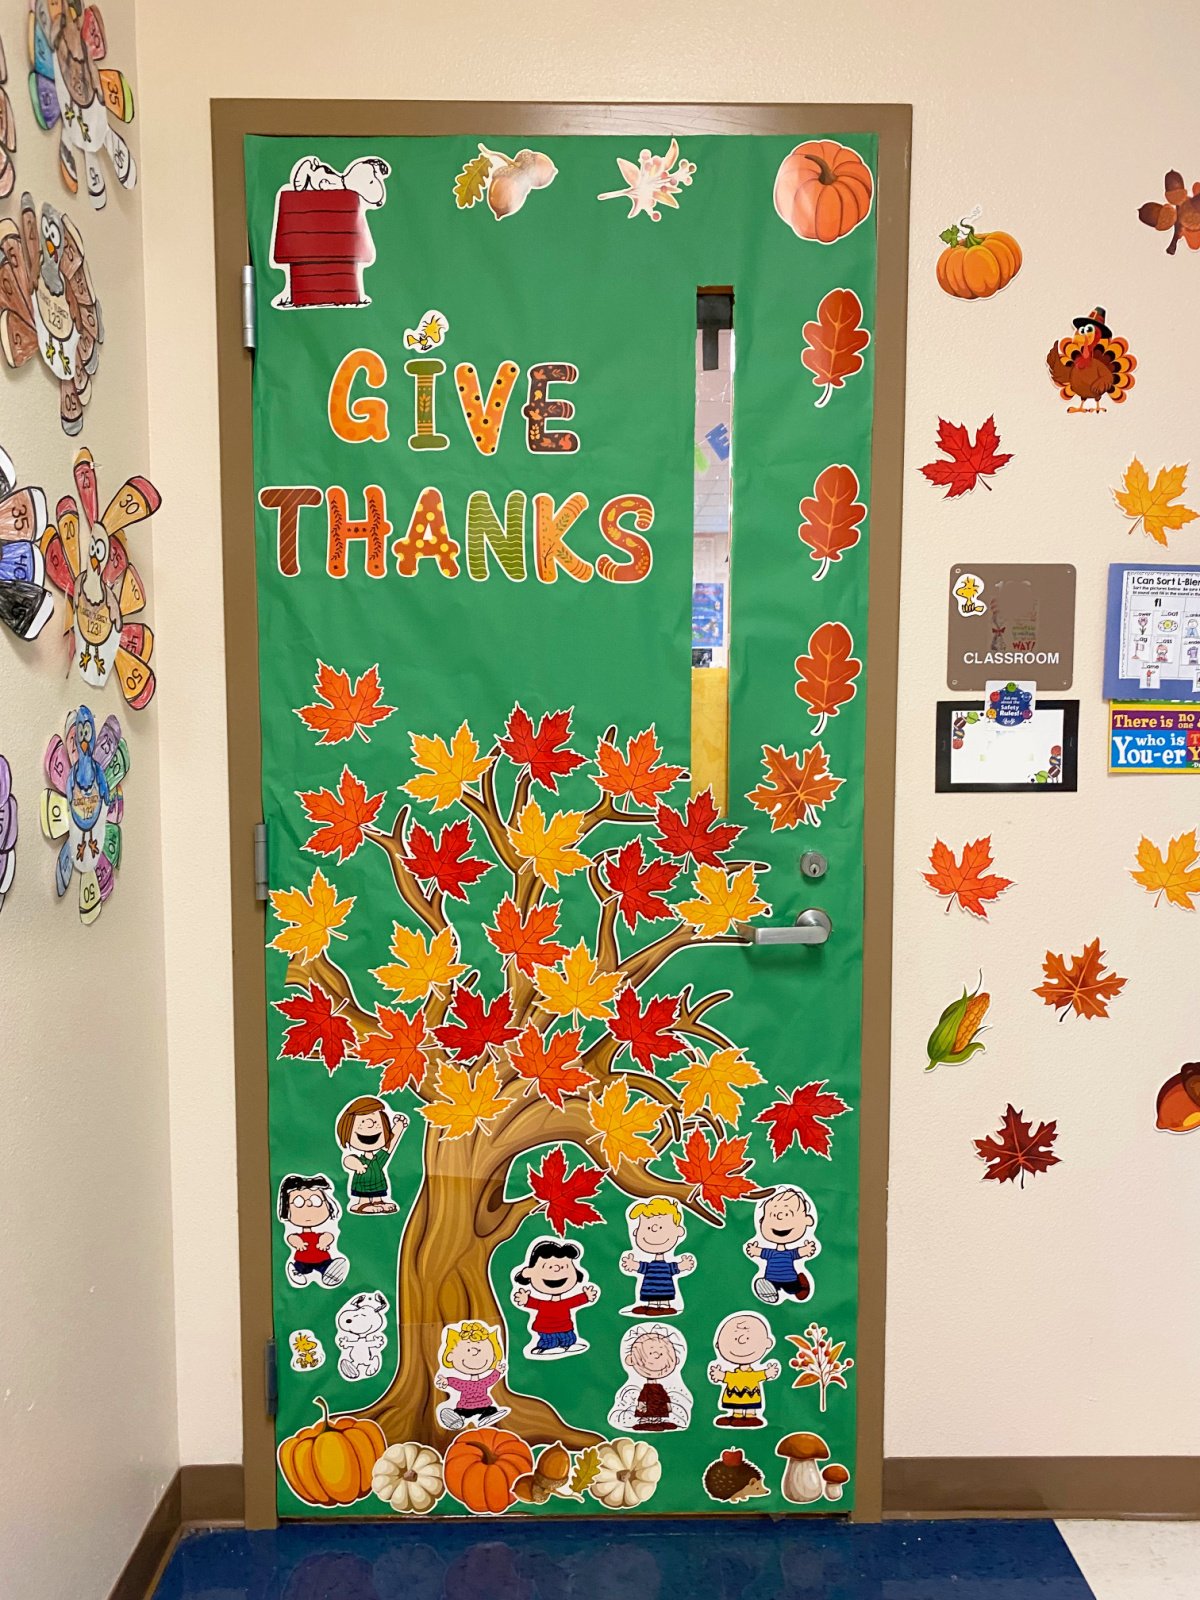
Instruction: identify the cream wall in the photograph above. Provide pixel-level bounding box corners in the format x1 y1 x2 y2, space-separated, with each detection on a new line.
135 0 1200 1467
0 3 178 1596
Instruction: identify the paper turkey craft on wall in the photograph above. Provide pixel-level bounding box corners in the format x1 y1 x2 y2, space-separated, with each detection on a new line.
0 191 102 433
0 31 16 198
41 703 128 924
28 0 136 207
41 448 160 708
0 444 54 641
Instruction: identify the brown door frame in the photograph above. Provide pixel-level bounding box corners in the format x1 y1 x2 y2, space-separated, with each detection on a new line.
212 99 909 1531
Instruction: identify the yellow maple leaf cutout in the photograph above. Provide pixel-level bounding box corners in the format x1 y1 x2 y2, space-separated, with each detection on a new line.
422 1059 513 1140
371 924 467 1003
1130 830 1200 909
403 723 491 811
269 866 355 961
1113 459 1199 548
670 1048 764 1127
587 1077 663 1171
677 864 769 938
535 939 623 1021
507 801 589 889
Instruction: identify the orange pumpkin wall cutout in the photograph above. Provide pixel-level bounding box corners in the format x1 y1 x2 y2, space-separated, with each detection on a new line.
773 141 873 244
936 209 1023 299
277 1398 387 1507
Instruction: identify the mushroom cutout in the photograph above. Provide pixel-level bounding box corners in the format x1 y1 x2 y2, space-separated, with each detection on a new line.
776 1431 829 1503
822 1463 851 1501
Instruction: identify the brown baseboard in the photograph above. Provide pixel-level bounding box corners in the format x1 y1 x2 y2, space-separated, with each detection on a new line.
884 1456 1200 1519
107 1465 245 1600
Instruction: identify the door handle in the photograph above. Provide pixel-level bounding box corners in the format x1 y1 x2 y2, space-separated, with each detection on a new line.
734 908 832 946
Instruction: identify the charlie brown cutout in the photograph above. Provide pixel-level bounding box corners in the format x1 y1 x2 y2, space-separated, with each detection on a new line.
708 1311 781 1428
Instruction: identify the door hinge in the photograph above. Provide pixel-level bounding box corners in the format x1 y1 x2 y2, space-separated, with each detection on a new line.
241 265 256 350
254 821 269 901
264 1338 278 1418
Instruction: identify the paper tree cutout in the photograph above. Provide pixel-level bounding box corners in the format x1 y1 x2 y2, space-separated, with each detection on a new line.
28 0 136 207
41 703 129 924
0 31 16 199
0 444 54 641
0 754 16 912
0 190 102 433
41 447 160 707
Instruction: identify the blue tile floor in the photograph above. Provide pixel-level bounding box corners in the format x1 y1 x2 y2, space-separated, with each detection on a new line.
152 1518 1099 1600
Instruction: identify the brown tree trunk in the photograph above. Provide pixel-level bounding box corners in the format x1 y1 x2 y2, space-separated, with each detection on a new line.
360 1123 601 1451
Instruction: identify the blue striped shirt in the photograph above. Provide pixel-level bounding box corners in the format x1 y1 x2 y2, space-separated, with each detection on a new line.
637 1258 681 1300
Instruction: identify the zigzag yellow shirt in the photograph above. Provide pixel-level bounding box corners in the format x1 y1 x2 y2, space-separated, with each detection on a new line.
719 1367 767 1406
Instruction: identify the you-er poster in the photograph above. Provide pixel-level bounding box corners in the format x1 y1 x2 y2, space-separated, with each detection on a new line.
246 131 877 1519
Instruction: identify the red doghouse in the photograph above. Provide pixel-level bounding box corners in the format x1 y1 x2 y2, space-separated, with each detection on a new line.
271 189 376 308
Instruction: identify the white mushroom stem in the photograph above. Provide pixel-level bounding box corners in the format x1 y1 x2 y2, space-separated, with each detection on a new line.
823 1473 846 1501
782 1456 826 1503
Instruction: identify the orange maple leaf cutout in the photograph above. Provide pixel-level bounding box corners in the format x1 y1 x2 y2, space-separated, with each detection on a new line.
672 1129 756 1216
794 622 862 736
798 465 866 581
801 287 871 408
360 1004 430 1095
747 743 844 831
1034 938 1127 1020
299 766 386 862
923 837 1013 919
594 728 686 806
295 661 396 745
485 896 569 977
974 1104 1060 1186
508 1024 589 1108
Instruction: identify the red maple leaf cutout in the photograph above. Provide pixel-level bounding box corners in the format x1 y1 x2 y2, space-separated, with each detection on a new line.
755 1080 852 1159
608 987 689 1072
1034 938 1127 1020
299 767 386 863
653 790 743 867
359 1004 430 1094
498 706 586 792
920 416 1013 498
275 982 356 1073
673 1129 756 1215
923 836 1013 919
509 1025 589 1108
295 662 396 745
595 728 686 805
432 986 520 1063
603 837 680 930
528 1146 605 1235
975 1104 1060 1186
485 896 569 977
399 818 492 901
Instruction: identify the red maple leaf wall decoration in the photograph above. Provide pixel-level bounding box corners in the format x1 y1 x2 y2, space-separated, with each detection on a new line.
974 1104 1060 1186
920 416 1013 498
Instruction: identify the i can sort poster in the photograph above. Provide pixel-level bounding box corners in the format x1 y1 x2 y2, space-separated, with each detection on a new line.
246 131 877 1518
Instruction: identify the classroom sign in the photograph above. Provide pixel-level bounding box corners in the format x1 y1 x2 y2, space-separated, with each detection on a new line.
247 131 877 1520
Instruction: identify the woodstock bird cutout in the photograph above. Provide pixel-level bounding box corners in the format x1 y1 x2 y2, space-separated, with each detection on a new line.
41 447 161 708
41 701 129 923
0 190 102 433
0 444 54 641
1046 306 1136 414
28 0 137 208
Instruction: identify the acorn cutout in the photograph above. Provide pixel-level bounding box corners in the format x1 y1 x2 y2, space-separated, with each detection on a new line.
1155 1063 1200 1133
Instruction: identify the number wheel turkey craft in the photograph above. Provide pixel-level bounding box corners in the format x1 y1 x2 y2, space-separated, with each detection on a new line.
273 701 776 1454
41 703 129 924
28 0 137 207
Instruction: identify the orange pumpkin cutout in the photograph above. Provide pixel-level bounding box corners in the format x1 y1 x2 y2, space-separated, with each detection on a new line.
936 218 1023 300
444 1427 534 1515
773 141 874 244
277 1397 386 1507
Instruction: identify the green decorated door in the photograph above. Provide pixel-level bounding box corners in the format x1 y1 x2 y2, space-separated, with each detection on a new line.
246 125 876 1519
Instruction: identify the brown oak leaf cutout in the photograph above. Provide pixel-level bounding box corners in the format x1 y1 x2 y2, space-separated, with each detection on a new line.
800 288 871 409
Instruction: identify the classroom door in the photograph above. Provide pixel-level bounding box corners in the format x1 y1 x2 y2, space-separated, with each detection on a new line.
246 126 877 1519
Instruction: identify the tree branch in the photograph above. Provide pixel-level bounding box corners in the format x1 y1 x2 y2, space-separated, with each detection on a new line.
364 805 446 933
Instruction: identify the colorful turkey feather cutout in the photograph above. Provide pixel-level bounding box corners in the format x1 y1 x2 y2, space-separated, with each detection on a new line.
28 1 137 208
40 447 161 707
41 703 129 924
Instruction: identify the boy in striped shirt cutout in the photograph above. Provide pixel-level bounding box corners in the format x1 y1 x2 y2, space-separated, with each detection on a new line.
620 1197 696 1317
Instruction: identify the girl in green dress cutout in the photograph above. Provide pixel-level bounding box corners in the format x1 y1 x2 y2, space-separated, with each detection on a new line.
336 1096 408 1215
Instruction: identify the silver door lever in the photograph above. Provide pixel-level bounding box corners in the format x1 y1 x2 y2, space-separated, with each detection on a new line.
734 908 833 946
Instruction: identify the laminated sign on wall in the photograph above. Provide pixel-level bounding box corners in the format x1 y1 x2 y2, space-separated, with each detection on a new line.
946 564 1076 691
246 130 877 1520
